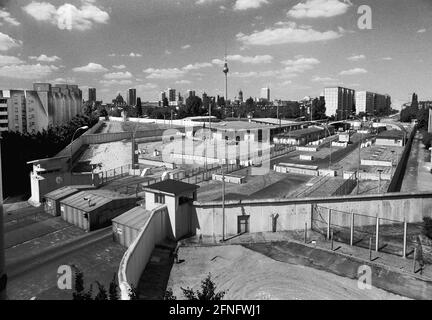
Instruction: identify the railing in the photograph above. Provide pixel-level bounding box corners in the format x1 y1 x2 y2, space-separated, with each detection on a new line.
118 205 170 300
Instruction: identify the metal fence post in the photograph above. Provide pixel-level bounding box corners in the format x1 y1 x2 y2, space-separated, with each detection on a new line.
413 248 417 273
403 219 407 258
350 211 354 246
304 222 307 243
375 216 380 252
369 237 372 261
327 208 331 240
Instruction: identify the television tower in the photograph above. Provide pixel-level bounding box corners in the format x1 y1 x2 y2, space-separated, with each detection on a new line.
223 50 229 108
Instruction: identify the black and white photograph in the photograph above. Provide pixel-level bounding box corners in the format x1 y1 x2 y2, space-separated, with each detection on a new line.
0 0 431 310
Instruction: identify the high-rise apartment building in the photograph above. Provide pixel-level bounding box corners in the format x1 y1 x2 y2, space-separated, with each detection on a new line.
168 88 176 102
88 88 96 102
0 97 7 132
0 83 82 134
355 91 391 115
127 88 137 106
355 91 375 114
324 86 355 120
260 87 270 101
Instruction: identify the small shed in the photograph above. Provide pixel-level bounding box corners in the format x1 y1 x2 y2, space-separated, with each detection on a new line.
59 189 138 231
43 185 95 216
112 206 151 247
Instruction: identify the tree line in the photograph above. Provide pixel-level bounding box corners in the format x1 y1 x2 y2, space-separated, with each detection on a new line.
1 114 98 198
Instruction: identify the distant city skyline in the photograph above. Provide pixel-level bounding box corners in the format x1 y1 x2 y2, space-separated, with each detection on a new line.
0 0 432 109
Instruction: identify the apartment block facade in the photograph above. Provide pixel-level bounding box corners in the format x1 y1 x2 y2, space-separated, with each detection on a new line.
324 87 355 120
355 91 391 115
0 83 82 134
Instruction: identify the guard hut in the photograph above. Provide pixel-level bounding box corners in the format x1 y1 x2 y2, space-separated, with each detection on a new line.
112 206 151 247
59 189 138 232
43 185 95 216
143 180 199 240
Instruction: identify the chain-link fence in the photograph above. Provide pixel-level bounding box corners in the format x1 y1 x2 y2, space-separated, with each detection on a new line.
312 204 432 261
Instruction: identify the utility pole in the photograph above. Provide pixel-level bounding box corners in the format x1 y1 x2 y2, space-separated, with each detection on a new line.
221 160 225 242
0 134 6 299
357 131 363 194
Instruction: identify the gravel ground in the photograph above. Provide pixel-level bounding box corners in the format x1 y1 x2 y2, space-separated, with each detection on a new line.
167 245 407 300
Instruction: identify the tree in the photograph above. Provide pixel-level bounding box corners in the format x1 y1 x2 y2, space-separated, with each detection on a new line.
181 273 226 300
94 281 108 300
136 98 143 117
422 132 432 150
162 97 169 107
163 288 177 300
109 274 119 300
411 93 419 111
417 107 429 131
128 285 139 300
185 96 203 117
422 217 432 239
72 267 94 300
312 97 326 120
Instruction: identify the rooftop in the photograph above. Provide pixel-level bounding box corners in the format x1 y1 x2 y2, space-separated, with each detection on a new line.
60 189 135 212
377 130 405 140
44 185 95 200
112 206 152 230
277 126 329 138
212 120 277 131
143 179 199 196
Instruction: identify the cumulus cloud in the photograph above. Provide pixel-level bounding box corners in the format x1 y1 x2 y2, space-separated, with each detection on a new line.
29 54 61 62
182 62 213 71
281 56 320 72
22 1 109 31
113 64 126 69
0 9 20 26
382 57 393 61
417 28 426 33
0 31 21 51
196 0 224 4
128 52 142 57
175 80 192 85
100 79 133 86
347 54 365 61
288 0 352 18
0 54 24 66
236 21 343 45
339 68 367 75
103 71 133 79
144 62 213 79
212 54 273 65
0 63 58 79
181 44 191 50
136 83 158 91
234 0 269 11
144 67 185 79
311 75 338 82
73 62 108 72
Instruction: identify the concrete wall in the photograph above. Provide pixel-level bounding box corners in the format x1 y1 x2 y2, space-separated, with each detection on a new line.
388 128 416 192
118 205 172 300
192 192 432 237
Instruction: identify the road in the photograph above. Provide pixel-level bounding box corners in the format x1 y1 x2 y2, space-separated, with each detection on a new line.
6 226 125 300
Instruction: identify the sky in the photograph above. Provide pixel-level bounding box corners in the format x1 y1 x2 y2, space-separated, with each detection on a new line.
0 0 431 109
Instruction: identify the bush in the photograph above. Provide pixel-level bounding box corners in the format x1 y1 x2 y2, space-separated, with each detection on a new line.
423 217 432 239
181 273 226 300
422 132 432 150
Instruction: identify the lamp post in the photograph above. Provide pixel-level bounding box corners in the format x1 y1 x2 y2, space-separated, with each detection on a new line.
377 169 383 193
70 126 89 170
0 133 6 299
